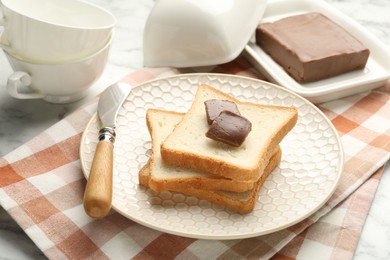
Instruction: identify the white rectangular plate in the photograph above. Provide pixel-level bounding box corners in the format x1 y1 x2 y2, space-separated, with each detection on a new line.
244 0 390 103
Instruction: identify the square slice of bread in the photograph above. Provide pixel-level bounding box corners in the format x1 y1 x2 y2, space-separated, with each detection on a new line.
160 83 298 181
139 148 282 213
146 108 256 192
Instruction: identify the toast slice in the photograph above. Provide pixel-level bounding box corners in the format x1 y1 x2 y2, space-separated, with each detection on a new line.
139 148 282 213
146 109 256 192
160 84 298 181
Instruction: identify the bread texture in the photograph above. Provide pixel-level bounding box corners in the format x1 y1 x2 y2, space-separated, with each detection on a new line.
146 109 256 192
139 148 282 213
160 84 298 181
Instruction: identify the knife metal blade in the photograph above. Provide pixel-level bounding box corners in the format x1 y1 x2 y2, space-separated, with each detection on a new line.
83 83 130 219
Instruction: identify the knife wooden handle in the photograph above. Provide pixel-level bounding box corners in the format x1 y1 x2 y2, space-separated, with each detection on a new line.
83 140 113 218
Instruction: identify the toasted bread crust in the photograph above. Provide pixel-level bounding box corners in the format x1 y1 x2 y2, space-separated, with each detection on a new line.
138 161 151 187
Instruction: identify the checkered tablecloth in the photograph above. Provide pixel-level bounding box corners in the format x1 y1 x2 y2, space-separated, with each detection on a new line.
1 56 389 259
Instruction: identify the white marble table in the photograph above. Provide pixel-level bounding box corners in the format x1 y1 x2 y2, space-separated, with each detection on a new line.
0 0 389 259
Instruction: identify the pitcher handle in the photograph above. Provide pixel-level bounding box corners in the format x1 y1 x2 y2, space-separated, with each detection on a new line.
7 71 45 99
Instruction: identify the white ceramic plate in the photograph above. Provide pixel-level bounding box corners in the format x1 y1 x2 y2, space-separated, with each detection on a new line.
80 73 343 240
244 0 390 104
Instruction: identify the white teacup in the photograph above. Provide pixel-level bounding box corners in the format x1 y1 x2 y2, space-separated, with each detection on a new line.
0 0 115 63
4 37 112 104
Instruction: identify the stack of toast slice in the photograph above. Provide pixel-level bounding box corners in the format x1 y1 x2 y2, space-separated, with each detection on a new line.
139 84 298 213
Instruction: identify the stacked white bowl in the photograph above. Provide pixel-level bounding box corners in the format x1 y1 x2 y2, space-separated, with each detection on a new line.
0 0 116 103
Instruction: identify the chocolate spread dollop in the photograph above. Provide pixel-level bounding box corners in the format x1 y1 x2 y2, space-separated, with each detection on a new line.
204 99 240 125
204 100 252 147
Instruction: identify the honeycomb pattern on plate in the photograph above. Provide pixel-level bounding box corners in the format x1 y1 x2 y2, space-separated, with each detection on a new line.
80 74 343 239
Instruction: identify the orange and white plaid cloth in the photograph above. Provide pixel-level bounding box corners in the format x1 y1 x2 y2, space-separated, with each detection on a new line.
1 56 389 259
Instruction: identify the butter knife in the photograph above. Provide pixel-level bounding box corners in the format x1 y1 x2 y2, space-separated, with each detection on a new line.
83 83 130 218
